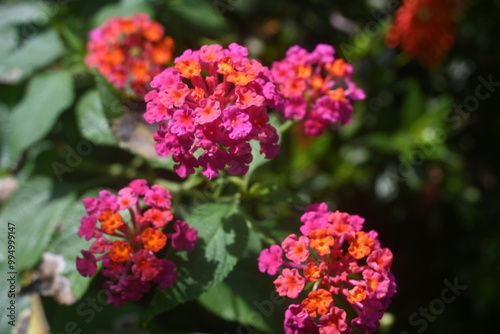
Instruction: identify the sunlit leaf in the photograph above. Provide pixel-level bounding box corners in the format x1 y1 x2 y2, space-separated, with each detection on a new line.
143 202 249 324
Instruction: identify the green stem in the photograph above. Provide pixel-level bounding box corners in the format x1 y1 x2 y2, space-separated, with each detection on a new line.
278 120 295 134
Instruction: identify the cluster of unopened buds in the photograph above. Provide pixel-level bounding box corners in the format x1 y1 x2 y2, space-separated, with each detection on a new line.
76 179 197 307
143 43 284 179
271 44 365 137
258 203 396 333
85 13 175 96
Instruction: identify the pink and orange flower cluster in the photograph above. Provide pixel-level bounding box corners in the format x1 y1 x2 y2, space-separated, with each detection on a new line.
76 179 197 307
81 17 396 329
258 203 396 333
143 43 283 179
271 44 365 137
385 0 465 67
85 13 175 96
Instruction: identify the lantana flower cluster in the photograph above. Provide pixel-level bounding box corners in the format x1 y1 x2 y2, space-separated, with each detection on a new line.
85 13 175 96
258 203 396 333
76 179 197 307
385 0 465 67
271 44 365 137
143 43 284 179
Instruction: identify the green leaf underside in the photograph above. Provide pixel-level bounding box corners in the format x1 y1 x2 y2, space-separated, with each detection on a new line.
92 69 125 119
143 202 249 325
167 0 230 33
0 29 65 84
0 177 74 272
0 70 74 168
76 90 117 146
0 2 52 30
46 190 102 299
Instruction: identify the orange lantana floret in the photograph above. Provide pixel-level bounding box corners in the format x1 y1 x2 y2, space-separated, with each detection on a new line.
189 87 205 103
175 60 201 79
347 286 367 304
109 240 133 262
105 49 125 66
301 289 333 317
327 88 346 103
310 75 323 91
100 211 125 234
295 64 313 78
152 38 174 64
132 60 150 83
119 18 136 34
98 209 113 222
309 228 334 256
367 275 379 292
217 57 234 75
141 228 167 252
292 242 308 262
143 22 164 42
227 70 256 86
304 262 321 282
325 58 347 77
348 231 375 259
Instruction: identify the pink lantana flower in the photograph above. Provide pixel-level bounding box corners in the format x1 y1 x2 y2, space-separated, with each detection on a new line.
258 204 396 334
271 44 365 137
274 268 306 298
76 250 97 277
282 234 310 264
257 244 283 275
85 13 175 96
171 220 198 251
76 179 197 307
78 215 97 241
144 43 284 179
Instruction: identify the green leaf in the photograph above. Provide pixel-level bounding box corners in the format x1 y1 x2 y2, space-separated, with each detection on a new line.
0 103 8 166
76 90 117 146
92 69 125 119
0 2 52 30
0 27 17 54
365 132 398 154
91 0 153 27
198 261 285 332
0 29 65 84
166 0 229 33
143 202 249 324
249 183 307 206
401 79 425 129
0 177 74 272
46 190 100 299
0 70 74 169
